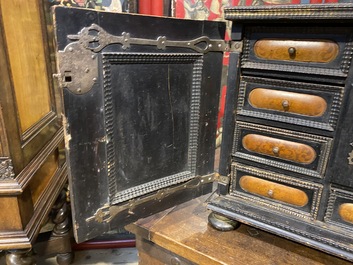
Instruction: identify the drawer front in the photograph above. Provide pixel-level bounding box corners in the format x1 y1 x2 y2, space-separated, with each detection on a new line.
249 89 327 117
231 163 323 219
325 188 353 231
239 175 309 207
233 122 332 178
254 39 339 63
241 26 353 78
237 77 344 132
242 134 316 165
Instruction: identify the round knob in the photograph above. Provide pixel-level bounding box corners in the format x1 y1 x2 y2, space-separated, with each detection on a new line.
272 146 280 155
288 47 296 56
282 100 290 110
268 189 274 198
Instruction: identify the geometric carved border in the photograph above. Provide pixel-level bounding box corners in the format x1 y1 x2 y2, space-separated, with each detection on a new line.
324 188 353 232
225 4 353 21
232 121 332 179
0 157 15 180
229 163 323 220
237 76 344 132
102 53 204 204
241 26 353 76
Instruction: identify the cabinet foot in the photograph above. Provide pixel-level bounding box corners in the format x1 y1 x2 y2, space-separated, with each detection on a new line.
208 212 240 231
57 252 74 265
6 249 35 265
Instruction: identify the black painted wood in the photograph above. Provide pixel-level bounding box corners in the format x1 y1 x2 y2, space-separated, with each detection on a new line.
53 6 224 243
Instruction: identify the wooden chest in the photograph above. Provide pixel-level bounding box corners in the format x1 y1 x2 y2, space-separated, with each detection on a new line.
53 4 353 262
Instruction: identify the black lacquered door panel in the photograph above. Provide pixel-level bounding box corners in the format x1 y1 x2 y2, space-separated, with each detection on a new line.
53 6 225 242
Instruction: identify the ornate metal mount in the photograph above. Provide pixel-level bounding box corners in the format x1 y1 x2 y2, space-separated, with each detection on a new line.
0 157 15 180
68 24 230 54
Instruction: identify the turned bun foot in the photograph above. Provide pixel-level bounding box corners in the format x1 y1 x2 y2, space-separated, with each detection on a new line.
6 249 34 265
57 252 74 265
208 212 240 231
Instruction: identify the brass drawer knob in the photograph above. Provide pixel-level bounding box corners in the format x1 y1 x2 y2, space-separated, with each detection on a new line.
288 47 296 56
268 189 274 198
282 99 290 110
272 146 280 155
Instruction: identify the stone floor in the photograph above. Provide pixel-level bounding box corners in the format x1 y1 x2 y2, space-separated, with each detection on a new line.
0 247 139 265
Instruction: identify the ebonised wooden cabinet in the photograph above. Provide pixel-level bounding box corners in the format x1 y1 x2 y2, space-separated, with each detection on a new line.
0 1 69 264
209 4 353 261
53 4 353 262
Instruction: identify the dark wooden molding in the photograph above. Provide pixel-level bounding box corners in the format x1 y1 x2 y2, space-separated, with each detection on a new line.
225 4 353 21
0 163 67 250
0 127 64 195
21 111 57 144
26 162 67 244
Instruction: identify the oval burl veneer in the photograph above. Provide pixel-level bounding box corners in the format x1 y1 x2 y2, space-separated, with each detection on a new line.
242 134 316 164
254 39 339 63
249 88 327 117
239 175 309 207
338 203 353 224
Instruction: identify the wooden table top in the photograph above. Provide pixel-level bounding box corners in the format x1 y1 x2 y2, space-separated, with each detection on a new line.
126 194 351 265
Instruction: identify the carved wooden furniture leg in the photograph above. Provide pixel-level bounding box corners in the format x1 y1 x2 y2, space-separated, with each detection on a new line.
6 249 34 265
52 189 74 265
208 212 240 231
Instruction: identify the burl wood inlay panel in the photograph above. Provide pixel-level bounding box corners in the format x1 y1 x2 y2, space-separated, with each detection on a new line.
249 88 327 117
242 134 316 164
254 39 339 63
338 203 353 224
239 175 309 207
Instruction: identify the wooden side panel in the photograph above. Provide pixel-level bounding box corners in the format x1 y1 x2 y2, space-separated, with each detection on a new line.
29 149 59 205
0 107 9 156
0 197 23 231
1 0 51 132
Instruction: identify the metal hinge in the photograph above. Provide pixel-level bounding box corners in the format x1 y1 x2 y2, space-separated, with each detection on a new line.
214 173 230 185
68 23 233 54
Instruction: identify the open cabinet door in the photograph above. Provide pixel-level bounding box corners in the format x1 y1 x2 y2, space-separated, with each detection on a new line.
53 6 226 243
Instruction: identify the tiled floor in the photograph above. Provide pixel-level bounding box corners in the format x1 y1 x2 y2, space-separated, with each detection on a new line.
0 248 139 265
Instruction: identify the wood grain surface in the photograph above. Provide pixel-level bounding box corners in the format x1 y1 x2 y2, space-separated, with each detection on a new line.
127 195 351 265
242 134 317 164
239 175 309 207
1 0 51 132
254 39 339 63
338 203 353 224
249 88 327 117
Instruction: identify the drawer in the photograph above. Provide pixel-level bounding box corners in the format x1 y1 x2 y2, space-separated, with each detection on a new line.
233 122 332 178
237 76 344 132
241 26 353 79
325 188 353 231
230 163 323 219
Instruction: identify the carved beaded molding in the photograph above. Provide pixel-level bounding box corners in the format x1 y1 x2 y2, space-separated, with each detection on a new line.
230 163 322 219
237 76 344 132
232 121 332 178
210 197 353 254
225 4 353 21
324 188 353 232
102 53 204 204
0 158 15 180
241 26 353 76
